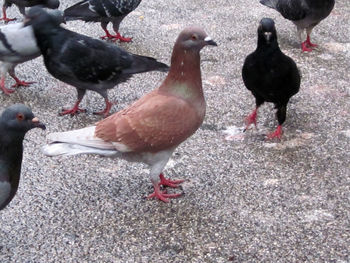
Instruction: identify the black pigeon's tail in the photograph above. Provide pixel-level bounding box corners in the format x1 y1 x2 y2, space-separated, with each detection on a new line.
64 0 96 21
124 54 169 74
260 0 278 9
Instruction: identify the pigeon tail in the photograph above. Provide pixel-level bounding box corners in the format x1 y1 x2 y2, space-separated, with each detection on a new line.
260 0 278 9
64 0 96 21
42 143 119 157
123 54 169 74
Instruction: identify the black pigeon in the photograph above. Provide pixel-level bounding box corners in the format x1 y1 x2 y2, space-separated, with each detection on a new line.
64 0 142 42
242 18 301 139
0 104 45 211
0 0 60 23
25 7 169 117
260 0 335 52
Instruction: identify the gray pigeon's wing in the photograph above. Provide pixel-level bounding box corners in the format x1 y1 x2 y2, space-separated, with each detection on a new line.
89 0 142 18
275 0 308 21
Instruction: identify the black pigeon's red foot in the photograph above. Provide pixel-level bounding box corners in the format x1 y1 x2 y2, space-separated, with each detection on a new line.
100 31 132 42
93 100 113 117
244 108 258 131
147 184 182 203
266 125 283 140
301 36 317 52
11 79 35 88
59 100 86 116
159 173 184 188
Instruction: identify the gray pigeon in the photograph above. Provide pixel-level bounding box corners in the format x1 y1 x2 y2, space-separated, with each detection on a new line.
64 0 142 42
0 0 60 22
260 0 335 51
0 104 45 210
0 22 40 95
25 7 168 117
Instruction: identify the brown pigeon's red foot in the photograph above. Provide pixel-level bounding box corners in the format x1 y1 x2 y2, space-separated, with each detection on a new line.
305 35 317 48
244 108 258 131
100 29 132 42
159 173 185 188
147 184 182 203
93 99 113 117
266 125 283 139
59 100 86 116
0 77 15 95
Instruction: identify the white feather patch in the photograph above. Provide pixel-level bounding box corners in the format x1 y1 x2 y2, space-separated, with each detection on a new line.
42 143 118 157
0 181 11 206
47 126 115 150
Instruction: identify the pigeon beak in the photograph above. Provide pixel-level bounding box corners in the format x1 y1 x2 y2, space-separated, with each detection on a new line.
204 36 217 46
31 117 46 130
264 32 272 42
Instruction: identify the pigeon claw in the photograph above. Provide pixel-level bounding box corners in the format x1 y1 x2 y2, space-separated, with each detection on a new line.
266 125 283 140
11 80 35 88
59 107 86 116
244 109 258 131
93 100 113 117
147 185 182 202
159 173 185 188
0 17 16 23
100 32 132 43
301 42 313 52
1 86 15 95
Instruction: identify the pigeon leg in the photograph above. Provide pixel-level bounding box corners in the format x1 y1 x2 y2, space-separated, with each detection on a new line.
59 100 86 116
301 41 313 52
266 104 286 139
159 173 184 188
266 125 283 139
0 7 16 23
305 35 317 48
0 76 15 94
93 99 113 117
147 183 182 203
9 73 35 88
100 29 131 42
244 108 258 131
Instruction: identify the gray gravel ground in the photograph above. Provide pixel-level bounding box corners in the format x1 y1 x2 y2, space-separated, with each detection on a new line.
1 0 350 262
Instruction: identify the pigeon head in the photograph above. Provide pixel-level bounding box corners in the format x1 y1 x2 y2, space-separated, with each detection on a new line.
258 18 277 44
44 0 60 9
24 6 64 28
0 104 46 136
175 26 217 52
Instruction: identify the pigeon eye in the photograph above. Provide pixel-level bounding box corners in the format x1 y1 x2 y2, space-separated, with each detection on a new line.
16 113 25 121
191 34 197 41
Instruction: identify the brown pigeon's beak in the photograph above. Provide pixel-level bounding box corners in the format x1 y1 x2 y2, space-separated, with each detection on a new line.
204 36 217 46
31 117 46 130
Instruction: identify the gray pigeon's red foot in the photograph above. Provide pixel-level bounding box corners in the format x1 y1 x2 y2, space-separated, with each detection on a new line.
147 184 182 202
100 29 132 42
59 100 86 116
93 99 113 117
0 77 15 94
10 76 35 88
159 173 185 188
266 125 283 140
244 108 258 132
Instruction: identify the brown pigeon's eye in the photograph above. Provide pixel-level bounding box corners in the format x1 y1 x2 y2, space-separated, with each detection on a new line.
16 113 25 121
191 34 197 41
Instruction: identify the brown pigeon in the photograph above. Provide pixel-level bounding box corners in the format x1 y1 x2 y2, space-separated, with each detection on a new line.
42 26 217 202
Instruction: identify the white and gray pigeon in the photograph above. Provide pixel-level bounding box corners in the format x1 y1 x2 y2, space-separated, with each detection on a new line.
64 0 142 42
42 26 217 202
0 0 60 23
0 22 40 95
0 104 45 211
25 7 168 117
260 0 335 51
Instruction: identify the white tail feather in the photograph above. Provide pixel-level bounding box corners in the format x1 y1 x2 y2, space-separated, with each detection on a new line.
47 126 115 150
42 143 118 157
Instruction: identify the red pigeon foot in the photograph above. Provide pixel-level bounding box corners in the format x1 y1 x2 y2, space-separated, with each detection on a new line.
93 100 113 117
244 108 258 132
0 77 15 94
266 125 283 140
305 36 317 48
301 41 313 52
11 79 35 88
147 184 182 203
0 17 16 23
59 100 86 116
100 31 132 42
159 173 185 188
